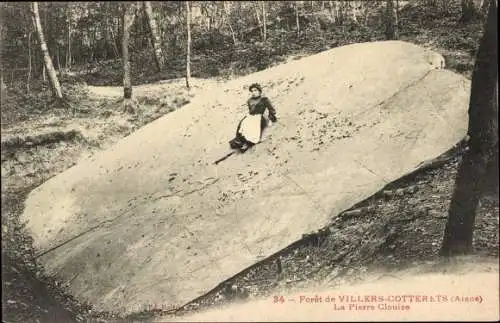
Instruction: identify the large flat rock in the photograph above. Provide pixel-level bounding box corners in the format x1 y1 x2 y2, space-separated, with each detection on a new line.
21 41 470 314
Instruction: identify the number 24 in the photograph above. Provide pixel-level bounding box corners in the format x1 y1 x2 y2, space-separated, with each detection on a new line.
273 296 285 303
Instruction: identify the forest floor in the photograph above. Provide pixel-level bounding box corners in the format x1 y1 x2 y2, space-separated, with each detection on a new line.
1 2 498 323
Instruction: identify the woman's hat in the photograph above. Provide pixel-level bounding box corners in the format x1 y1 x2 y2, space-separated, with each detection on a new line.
249 83 262 92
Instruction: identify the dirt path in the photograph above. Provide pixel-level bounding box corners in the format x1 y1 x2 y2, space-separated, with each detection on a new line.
86 78 221 99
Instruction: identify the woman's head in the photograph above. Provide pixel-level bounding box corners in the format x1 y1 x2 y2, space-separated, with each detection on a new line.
249 83 262 98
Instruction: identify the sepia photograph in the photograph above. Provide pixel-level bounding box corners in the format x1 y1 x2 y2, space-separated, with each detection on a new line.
1 1 498 322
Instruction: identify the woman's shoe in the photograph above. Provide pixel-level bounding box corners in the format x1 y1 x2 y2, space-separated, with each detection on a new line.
239 145 249 153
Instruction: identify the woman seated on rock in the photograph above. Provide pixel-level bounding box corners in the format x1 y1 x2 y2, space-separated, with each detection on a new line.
229 83 278 153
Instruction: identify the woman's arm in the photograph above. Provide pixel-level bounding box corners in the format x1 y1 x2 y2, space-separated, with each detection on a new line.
264 97 277 122
247 99 254 114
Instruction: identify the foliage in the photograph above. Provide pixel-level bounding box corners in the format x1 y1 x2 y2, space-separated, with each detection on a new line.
1 1 489 91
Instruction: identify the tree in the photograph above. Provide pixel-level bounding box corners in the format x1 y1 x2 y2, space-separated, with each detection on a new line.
262 1 267 42
185 1 191 89
223 1 237 46
122 2 136 112
395 0 400 32
295 1 301 38
440 0 498 257
254 3 264 41
385 0 398 40
31 2 63 99
27 30 32 93
144 1 164 72
461 0 483 23
66 5 72 70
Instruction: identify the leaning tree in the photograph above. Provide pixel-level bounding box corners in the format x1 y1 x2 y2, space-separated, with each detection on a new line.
440 0 498 257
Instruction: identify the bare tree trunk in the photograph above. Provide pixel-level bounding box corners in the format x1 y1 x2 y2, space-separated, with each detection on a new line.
351 1 359 24
262 1 267 42
327 1 336 24
91 27 96 62
56 48 61 74
385 0 397 40
478 0 487 14
32 2 63 99
122 2 136 112
461 0 479 22
254 4 263 41
0 21 5 89
337 1 344 25
66 6 71 70
185 1 191 89
296 1 301 37
364 1 370 26
440 0 498 257
223 1 238 46
395 0 400 31
10 62 16 88
144 1 164 72
27 31 32 94
110 17 120 58
103 4 111 60
442 0 449 14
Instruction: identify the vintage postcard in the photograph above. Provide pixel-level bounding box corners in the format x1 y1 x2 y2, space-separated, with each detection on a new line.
1 1 498 322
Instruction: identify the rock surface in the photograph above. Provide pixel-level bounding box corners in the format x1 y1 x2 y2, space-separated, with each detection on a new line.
20 41 469 314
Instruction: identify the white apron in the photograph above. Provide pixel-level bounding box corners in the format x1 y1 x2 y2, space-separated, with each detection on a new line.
238 114 262 144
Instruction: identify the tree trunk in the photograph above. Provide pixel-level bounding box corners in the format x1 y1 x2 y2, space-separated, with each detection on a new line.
395 0 400 31
91 27 96 62
109 17 120 58
66 6 71 70
122 2 136 111
442 0 449 14
440 0 498 257
327 1 336 24
385 0 397 40
351 1 359 24
296 1 301 37
364 1 370 26
144 1 164 72
461 0 479 22
337 1 344 25
32 2 63 99
10 62 16 88
57 48 61 75
262 1 267 42
1 72 5 92
254 4 264 41
185 1 191 89
223 1 237 46
27 31 32 94
102 5 111 61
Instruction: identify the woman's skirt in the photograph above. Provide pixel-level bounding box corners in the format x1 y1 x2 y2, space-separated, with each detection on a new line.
237 114 264 144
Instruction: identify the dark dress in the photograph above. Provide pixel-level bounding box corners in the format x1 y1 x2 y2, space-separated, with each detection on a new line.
247 96 278 128
230 96 277 151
